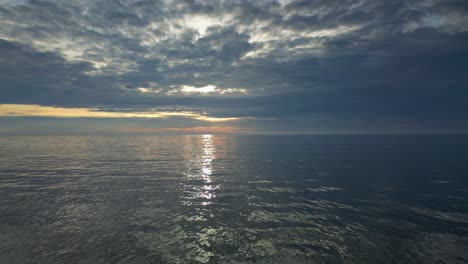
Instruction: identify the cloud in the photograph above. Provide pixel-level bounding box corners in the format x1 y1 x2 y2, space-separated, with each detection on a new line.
0 104 244 122
0 0 467 133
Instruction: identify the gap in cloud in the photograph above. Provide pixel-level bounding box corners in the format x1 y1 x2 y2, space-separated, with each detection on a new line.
178 85 247 95
159 85 247 95
181 85 216 93
181 14 235 37
134 84 247 96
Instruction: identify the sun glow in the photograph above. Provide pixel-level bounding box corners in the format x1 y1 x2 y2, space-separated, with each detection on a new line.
181 85 217 94
181 14 233 36
177 85 247 95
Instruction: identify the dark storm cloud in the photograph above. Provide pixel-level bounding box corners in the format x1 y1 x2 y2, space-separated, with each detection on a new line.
0 0 467 132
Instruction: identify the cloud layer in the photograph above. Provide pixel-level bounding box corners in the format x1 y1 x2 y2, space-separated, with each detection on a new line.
1 0 468 133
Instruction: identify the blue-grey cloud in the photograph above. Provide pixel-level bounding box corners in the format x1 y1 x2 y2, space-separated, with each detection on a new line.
0 0 467 133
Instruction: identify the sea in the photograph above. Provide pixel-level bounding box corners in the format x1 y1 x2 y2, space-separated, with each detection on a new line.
0 135 467 263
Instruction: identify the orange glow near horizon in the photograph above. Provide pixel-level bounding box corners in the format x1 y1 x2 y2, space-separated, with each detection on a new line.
118 126 254 134
0 104 243 122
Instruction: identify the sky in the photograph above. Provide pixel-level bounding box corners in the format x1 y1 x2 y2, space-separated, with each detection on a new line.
0 0 467 135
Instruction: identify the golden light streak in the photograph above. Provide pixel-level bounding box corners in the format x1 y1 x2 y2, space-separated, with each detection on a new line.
0 104 243 122
118 126 254 134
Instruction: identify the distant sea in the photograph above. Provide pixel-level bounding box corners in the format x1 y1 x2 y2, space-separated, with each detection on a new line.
1 135 468 263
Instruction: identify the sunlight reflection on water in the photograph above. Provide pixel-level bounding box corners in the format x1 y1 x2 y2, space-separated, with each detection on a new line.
0 135 468 263
201 134 214 181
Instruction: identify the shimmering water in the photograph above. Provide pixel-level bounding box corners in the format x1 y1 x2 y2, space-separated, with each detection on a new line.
1 135 468 263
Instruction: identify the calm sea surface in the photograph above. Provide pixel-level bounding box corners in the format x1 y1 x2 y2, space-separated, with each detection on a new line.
1 135 468 263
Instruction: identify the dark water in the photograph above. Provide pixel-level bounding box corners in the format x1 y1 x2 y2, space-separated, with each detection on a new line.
1 135 468 263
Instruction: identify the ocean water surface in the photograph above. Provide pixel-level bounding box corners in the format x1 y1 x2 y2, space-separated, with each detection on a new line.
0 135 468 263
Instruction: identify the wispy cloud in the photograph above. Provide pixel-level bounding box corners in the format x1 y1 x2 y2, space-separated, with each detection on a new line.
0 104 245 122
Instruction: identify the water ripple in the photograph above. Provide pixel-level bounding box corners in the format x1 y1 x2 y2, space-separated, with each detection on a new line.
1 135 468 263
